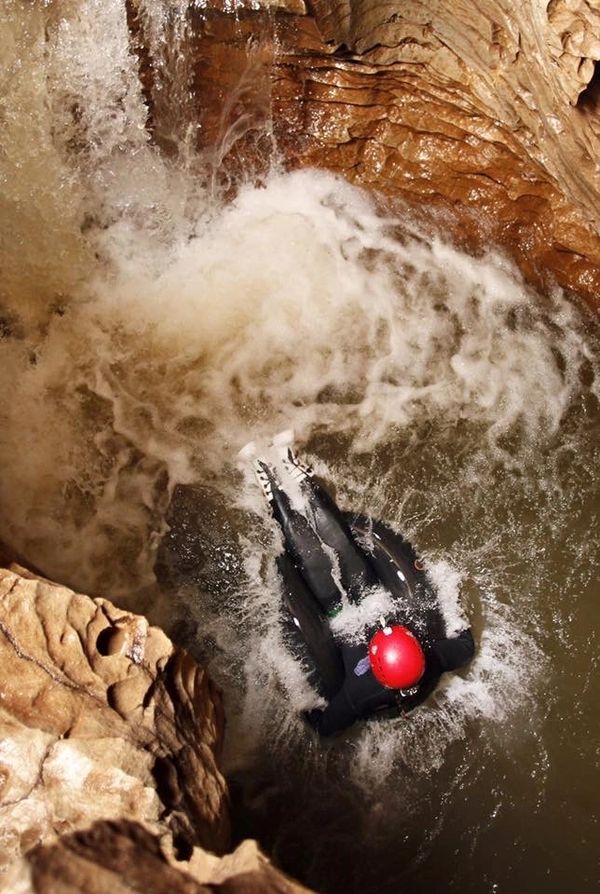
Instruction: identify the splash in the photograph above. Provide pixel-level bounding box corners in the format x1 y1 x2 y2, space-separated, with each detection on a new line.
1 162 595 593
328 585 399 643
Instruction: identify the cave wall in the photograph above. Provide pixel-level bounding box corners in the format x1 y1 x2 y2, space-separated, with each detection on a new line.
0 565 228 868
297 0 600 306
136 0 600 309
0 566 310 893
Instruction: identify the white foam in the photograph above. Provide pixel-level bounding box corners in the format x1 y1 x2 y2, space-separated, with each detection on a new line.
272 429 295 447
329 585 398 643
0 154 596 593
425 559 468 637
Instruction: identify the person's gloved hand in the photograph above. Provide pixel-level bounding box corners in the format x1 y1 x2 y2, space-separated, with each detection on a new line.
301 708 323 732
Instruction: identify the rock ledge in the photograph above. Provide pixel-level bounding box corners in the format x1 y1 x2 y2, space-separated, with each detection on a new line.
0 565 310 893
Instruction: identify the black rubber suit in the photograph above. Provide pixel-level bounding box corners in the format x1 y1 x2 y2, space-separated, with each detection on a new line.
267 468 475 737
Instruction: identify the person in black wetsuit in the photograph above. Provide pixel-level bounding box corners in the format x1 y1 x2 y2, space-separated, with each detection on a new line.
255 448 475 737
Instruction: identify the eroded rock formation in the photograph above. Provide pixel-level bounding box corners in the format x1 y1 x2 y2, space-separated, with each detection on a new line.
131 0 600 309
294 0 600 307
0 566 308 893
8 822 311 893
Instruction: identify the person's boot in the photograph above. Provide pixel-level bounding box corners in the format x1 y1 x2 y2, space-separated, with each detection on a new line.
279 446 313 482
254 459 279 505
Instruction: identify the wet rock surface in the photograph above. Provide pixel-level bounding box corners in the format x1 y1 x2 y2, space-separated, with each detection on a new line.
0 565 309 892
0 563 228 867
128 0 600 309
8 820 311 894
293 0 600 308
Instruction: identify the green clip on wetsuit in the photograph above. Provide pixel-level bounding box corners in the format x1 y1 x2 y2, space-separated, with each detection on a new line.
262 461 475 737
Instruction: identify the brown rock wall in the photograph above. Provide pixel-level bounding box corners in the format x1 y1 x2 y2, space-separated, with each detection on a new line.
132 1 600 310
272 15 600 305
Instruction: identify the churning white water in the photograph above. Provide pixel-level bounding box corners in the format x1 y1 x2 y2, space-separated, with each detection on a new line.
1 3 598 893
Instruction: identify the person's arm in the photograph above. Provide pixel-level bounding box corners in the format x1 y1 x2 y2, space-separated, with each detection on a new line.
430 628 475 673
303 684 358 737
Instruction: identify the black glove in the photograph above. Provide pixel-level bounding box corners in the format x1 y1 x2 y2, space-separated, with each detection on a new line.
301 708 323 732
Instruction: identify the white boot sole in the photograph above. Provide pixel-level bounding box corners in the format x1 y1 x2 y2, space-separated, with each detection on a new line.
279 446 313 482
254 459 276 503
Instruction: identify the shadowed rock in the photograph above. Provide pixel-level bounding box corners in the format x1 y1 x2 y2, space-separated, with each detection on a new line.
8 820 312 894
0 565 229 872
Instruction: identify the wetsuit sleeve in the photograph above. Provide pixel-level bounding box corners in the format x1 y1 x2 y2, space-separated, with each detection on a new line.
431 628 475 673
309 685 359 737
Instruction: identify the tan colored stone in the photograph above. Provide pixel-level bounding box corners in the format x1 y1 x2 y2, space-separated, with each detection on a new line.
0 564 315 893
0 565 229 875
280 2 600 310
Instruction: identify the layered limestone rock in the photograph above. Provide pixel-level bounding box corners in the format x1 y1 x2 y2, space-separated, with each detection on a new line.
129 0 600 309
0 566 309 892
292 0 600 306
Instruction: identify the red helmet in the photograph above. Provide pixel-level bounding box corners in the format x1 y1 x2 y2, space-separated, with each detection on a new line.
368 625 425 689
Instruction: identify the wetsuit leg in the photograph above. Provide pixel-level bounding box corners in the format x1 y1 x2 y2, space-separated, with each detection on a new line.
301 479 380 603
277 554 345 698
270 485 342 614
